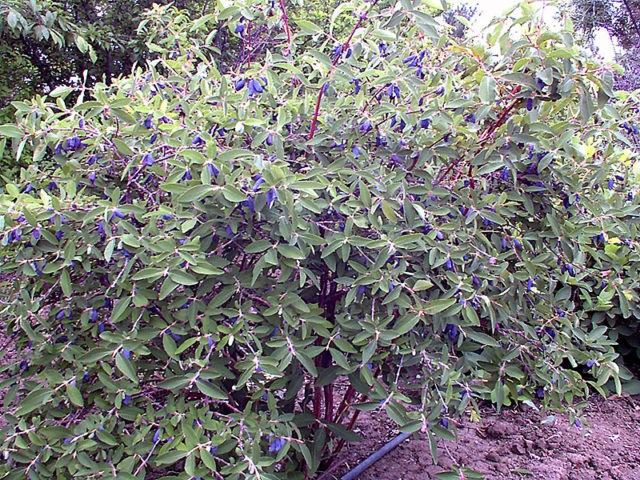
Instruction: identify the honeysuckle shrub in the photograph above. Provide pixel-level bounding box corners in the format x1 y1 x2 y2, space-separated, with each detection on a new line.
1 1 640 478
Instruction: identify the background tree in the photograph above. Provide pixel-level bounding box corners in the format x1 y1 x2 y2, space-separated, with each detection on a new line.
0 0 214 94
564 0 640 89
0 0 215 179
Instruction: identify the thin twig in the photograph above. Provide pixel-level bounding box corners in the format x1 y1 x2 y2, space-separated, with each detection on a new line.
308 1 381 140
133 440 160 476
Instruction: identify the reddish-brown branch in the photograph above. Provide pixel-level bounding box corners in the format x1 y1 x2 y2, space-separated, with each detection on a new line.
307 1 380 140
363 84 391 114
313 385 323 419
435 85 523 186
330 366 381 459
465 85 523 187
323 384 334 422
332 404 363 457
315 458 349 480
308 87 325 142
477 85 522 145
333 385 356 424
278 0 292 45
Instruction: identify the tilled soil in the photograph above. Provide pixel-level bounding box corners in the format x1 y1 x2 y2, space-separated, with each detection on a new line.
336 394 640 480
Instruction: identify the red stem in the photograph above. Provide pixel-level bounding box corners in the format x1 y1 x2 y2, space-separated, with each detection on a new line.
313 385 323 419
332 407 362 457
330 366 381 458
363 84 391 114
308 87 325 141
278 0 292 45
465 85 522 186
333 385 355 424
436 85 522 185
307 1 380 140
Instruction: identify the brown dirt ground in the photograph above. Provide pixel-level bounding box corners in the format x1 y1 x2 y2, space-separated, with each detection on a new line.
335 394 640 480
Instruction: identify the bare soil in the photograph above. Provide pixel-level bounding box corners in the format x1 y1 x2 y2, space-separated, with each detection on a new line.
336 394 640 480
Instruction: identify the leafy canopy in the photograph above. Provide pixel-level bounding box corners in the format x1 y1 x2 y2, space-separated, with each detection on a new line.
1 1 640 479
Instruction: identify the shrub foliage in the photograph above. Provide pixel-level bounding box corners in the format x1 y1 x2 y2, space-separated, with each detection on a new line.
1 1 640 478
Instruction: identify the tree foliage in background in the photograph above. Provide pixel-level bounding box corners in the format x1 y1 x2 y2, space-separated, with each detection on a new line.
564 0 640 90
0 0 215 93
0 0 216 179
1 0 640 479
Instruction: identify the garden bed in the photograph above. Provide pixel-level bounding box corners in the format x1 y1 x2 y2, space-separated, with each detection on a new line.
336 394 640 480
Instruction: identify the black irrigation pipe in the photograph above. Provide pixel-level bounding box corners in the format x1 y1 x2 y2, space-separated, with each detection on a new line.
340 432 412 480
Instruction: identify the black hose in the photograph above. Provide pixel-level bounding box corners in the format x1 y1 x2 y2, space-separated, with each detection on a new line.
340 432 412 480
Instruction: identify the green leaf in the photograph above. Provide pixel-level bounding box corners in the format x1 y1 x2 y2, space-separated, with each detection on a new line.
196 379 228 400
579 92 594 126
381 200 398 223
435 472 461 480
60 269 72 297
66 384 84 407
111 297 132 323
245 240 272 253
423 298 456 315
277 244 305 259
0 125 23 138
155 450 188 465
159 277 178 300
96 429 119 446
132 267 165 281
115 353 138 383
392 314 420 336
179 185 216 202
181 149 207 163
113 138 134 156
201 449 218 470
295 20 323 35
104 239 116 262
75 35 89 53
16 388 51 416
190 263 224 275
7 10 18 28
296 352 318 376
157 375 191 391
465 330 500 347
169 270 198 285
479 75 496 103
49 86 73 98
162 334 178 358
326 423 362 442
414 279 433 291
222 185 247 203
